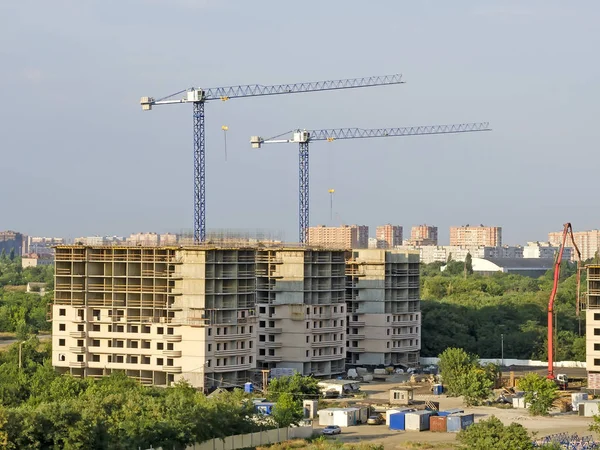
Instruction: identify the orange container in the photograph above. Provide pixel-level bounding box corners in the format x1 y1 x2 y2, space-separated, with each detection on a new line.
429 415 447 432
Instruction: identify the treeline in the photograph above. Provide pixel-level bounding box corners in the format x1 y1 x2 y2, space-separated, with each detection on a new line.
0 256 53 338
420 261 585 361
0 339 269 449
0 254 54 289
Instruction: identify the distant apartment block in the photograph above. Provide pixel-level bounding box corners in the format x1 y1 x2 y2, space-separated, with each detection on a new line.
160 233 178 245
127 232 160 246
307 225 369 249
346 249 421 367
256 249 347 377
398 245 523 264
407 225 438 246
376 225 403 249
523 241 570 260
26 236 64 256
450 225 502 247
74 236 125 246
51 245 257 391
548 229 600 261
0 230 24 256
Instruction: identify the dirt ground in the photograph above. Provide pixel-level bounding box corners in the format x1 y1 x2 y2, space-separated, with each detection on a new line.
318 379 598 449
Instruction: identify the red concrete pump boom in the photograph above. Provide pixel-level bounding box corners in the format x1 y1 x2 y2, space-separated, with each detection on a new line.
548 223 582 380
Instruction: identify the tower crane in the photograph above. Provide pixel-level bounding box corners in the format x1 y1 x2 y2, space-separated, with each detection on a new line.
250 122 491 243
140 74 404 243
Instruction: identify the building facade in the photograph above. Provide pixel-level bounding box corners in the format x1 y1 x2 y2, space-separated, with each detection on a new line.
51 245 257 391
548 230 600 261
345 249 421 368
449 225 502 247
256 249 346 377
408 225 438 246
586 265 600 389
376 225 403 249
308 225 369 249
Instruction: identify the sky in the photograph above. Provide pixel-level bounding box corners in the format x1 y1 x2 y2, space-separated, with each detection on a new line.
1 0 599 245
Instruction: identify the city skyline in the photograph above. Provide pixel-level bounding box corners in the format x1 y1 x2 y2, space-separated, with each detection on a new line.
9 223 600 248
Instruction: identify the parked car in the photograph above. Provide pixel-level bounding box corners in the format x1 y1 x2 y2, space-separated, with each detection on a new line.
367 414 384 425
322 425 342 435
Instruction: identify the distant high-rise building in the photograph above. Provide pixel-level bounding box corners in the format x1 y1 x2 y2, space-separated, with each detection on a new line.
0 230 24 256
376 225 403 248
408 225 438 246
450 225 502 247
548 229 600 261
307 225 369 249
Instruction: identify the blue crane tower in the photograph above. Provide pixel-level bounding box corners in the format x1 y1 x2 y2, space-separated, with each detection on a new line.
140 74 404 243
250 122 492 244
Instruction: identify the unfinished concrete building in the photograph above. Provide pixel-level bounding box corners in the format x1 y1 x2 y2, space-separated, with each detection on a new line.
51 245 257 391
345 249 421 368
256 249 347 377
586 265 600 390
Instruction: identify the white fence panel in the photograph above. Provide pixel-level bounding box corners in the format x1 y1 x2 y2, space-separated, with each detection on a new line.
421 357 586 369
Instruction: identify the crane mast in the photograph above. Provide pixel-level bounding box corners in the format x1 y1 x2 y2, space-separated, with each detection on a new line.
251 122 491 243
140 74 404 243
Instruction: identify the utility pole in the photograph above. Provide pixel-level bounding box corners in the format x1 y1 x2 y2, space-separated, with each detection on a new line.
501 333 504 367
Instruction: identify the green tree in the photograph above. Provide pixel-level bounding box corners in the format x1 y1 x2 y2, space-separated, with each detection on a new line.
266 373 320 403
517 373 558 416
465 252 473 277
457 416 533 450
438 347 477 396
272 392 303 427
457 366 495 406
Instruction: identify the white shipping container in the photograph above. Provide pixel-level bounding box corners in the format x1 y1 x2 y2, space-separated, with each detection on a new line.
580 400 600 417
405 411 433 431
572 393 589 411
512 397 530 409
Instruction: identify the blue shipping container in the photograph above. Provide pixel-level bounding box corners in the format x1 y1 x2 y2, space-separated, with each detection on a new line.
389 412 406 430
447 413 475 432
438 408 464 417
244 382 254 393
433 384 443 395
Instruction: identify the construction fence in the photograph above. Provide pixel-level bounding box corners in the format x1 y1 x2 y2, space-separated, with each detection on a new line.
420 357 586 369
148 425 314 450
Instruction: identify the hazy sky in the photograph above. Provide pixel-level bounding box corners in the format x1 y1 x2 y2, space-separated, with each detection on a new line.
1 0 598 245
